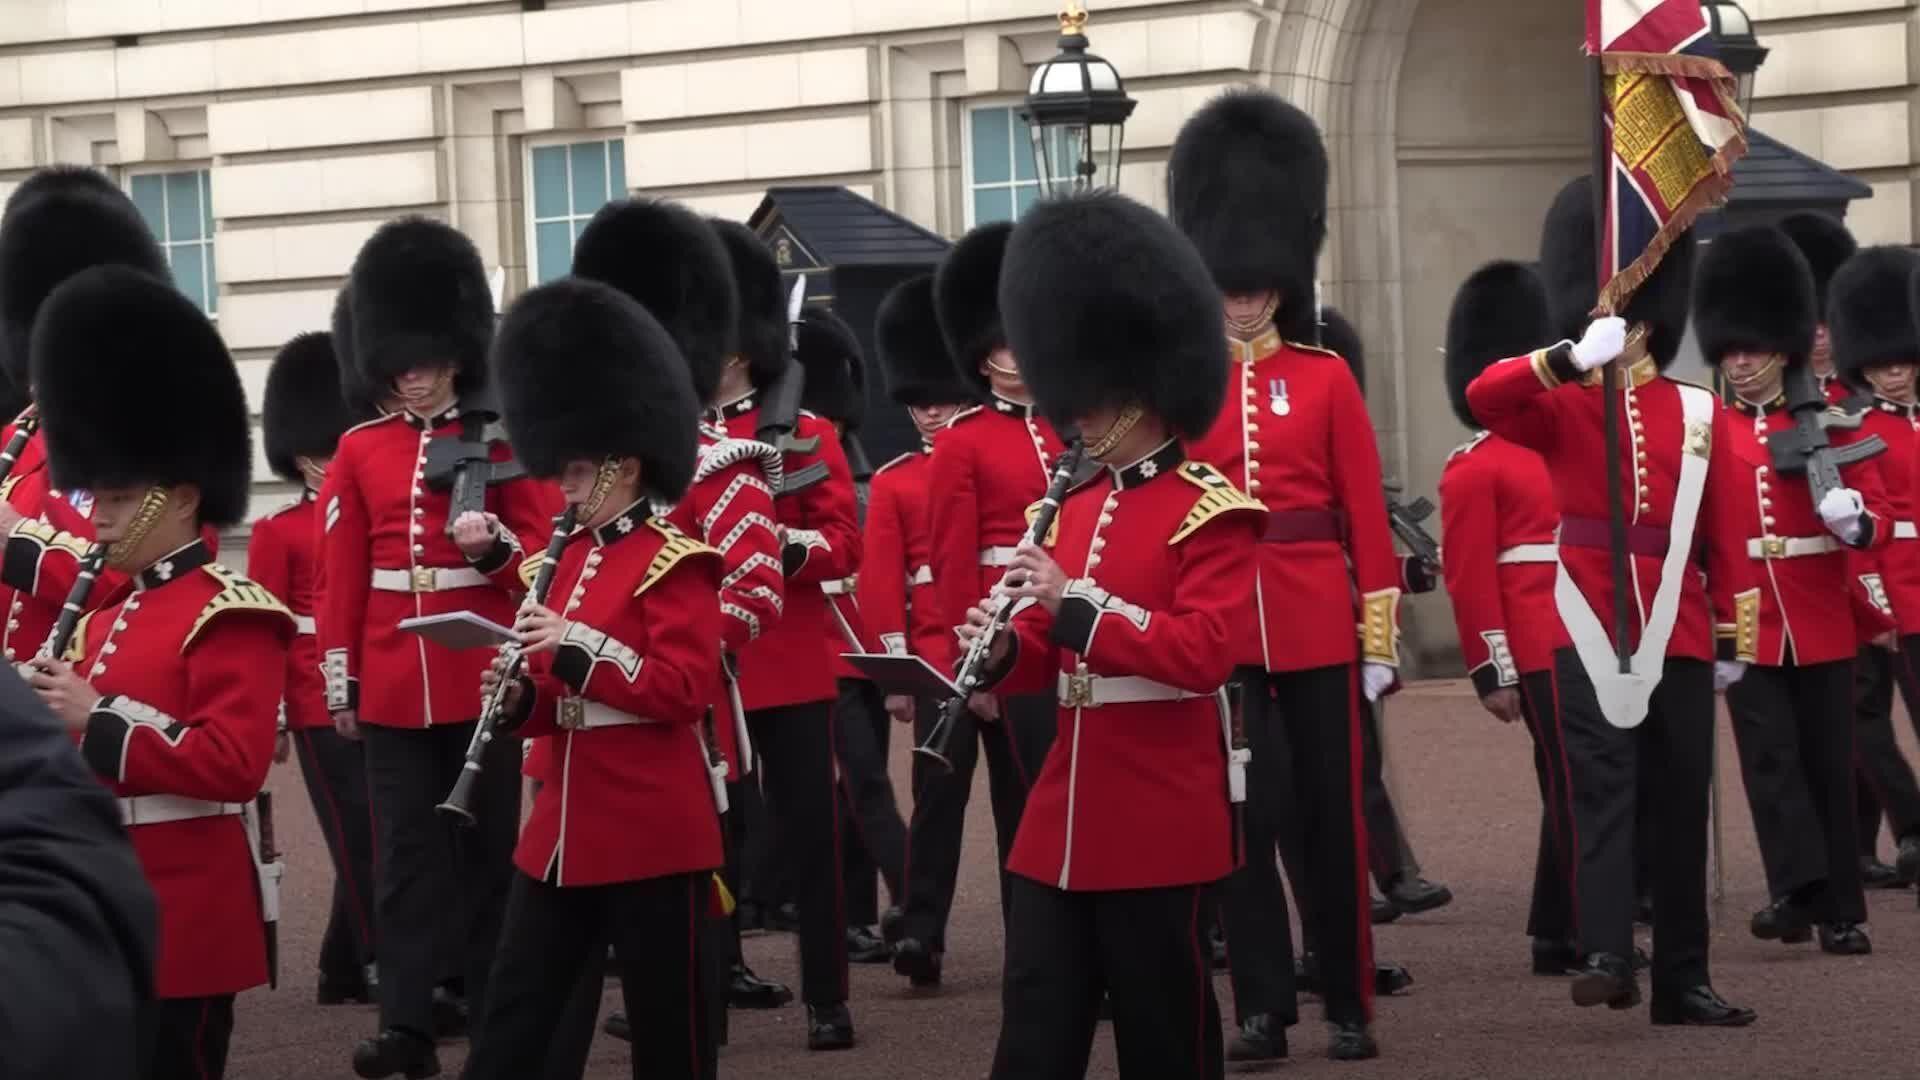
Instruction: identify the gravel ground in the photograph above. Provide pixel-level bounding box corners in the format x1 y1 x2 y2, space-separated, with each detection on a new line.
231 680 1920 1078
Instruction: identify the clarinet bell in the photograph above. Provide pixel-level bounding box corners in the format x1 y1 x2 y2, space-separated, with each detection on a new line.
435 766 481 826
910 743 954 773
434 798 477 827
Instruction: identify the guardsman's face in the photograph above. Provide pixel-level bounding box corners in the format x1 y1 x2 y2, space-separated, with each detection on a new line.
1866 361 1917 403
1222 291 1280 337
1810 325 1834 376
907 403 962 438
91 483 195 545
557 458 641 526
393 365 455 413
1722 350 1784 397
295 455 332 491
980 347 1027 396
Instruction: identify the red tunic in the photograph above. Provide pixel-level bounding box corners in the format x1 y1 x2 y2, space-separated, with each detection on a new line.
714 398 860 712
1437 432 1560 691
862 449 950 669
1184 330 1402 672
70 541 292 998
247 495 327 732
515 505 725 886
1465 351 1756 662
0 418 131 663
1723 396 1890 666
1846 397 1920 636
313 408 562 728
990 445 1261 891
925 398 1069 654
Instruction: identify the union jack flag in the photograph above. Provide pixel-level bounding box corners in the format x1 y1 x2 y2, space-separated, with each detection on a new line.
1587 0 1747 312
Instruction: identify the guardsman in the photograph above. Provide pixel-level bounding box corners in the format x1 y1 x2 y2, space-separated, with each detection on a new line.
1779 212 1857 396
1699 226 1885 956
707 218 861 1051
26 265 291 1080
1828 247 1920 890
1465 176 1757 1026
253 331 379 1005
959 189 1258 1080
318 218 562 1080
0 166 168 664
901 221 1065 987
1437 262 1577 973
1171 88 1395 1061
461 277 724 1080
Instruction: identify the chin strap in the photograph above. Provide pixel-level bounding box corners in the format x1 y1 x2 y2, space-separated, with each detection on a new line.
1085 405 1144 461
106 486 171 571
579 458 623 524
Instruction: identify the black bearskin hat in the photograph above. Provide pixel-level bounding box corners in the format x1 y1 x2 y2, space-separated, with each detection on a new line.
1445 261 1551 428
1830 246 1920 381
794 305 865 431
264 331 371 483
1692 225 1816 369
573 199 739 405
1168 88 1328 340
1777 211 1856 318
707 218 789 390
31 266 251 527
877 275 974 408
1538 175 1695 370
1000 191 1226 441
0 165 167 391
1318 307 1365 395
346 216 493 397
493 277 698 502
933 221 1013 398
329 284 384 415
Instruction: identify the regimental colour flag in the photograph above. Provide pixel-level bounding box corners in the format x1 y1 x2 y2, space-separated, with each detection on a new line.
1586 0 1747 312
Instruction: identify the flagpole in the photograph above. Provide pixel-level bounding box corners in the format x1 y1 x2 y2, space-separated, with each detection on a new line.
1591 54 1632 676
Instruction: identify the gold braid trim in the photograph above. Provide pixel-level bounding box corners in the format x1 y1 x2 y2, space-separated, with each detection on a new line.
1170 463 1263 546
1358 587 1402 665
637 519 718 597
182 564 294 652
11 517 90 560
517 552 547 592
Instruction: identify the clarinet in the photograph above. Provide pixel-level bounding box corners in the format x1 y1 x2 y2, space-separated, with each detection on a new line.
39 545 107 662
0 410 38 489
914 438 1086 770
437 505 578 825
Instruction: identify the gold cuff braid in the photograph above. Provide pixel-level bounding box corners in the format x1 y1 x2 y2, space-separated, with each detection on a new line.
1358 588 1401 665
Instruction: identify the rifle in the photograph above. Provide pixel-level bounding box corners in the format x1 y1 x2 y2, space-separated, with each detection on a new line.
421 392 526 532
1768 365 1886 509
755 275 830 493
1383 483 1440 594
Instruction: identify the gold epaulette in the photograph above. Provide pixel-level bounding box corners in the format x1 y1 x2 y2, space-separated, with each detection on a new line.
517 552 546 592
0 476 19 503
12 517 90 559
1023 499 1060 547
638 518 718 597
1285 339 1341 360
183 564 295 651
1170 462 1264 545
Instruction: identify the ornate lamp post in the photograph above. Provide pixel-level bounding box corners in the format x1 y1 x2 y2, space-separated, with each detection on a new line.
1701 0 1769 117
1017 2 1137 196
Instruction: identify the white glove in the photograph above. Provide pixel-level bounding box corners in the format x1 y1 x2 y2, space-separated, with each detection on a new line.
1361 662 1396 703
1817 487 1865 544
1569 316 1629 372
1713 660 1748 692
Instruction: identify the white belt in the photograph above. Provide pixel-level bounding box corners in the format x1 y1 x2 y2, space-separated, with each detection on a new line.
1496 543 1558 565
293 614 316 635
370 566 489 593
556 698 662 731
910 565 933 586
1896 521 1917 541
1746 535 1840 560
119 794 245 827
980 546 1019 567
822 577 854 596
1057 671 1199 708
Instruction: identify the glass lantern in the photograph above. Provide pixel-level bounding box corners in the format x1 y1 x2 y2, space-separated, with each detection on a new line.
1017 3 1137 197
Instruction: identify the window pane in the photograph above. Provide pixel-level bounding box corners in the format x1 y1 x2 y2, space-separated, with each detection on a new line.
569 141 608 215
972 186 1014 228
203 241 217 315
535 221 573 285
531 146 569 219
1013 183 1041 220
169 243 207 312
130 174 165 239
1012 114 1040 182
165 172 202 241
200 171 213 236
969 107 1011 186
607 139 627 196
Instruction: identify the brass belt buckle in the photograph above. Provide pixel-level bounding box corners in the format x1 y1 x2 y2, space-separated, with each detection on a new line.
1063 670 1093 709
1761 536 1785 559
411 566 437 593
557 697 586 730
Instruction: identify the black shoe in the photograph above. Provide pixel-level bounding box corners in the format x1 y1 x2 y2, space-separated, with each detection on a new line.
602 1010 631 1042
879 906 907 947
892 936 943 987
806 1002 855 1051
1327 1020 1378 1061
767 901 801 934
318 970 374 1005
1208 922 1229 971
1387 876 1454 916
1531 938 1579 977
1861 857 1903 890
1570 953 1639 1010
351 1028 440 1079
1650 985 1756 1027
1898 835 1920 884
1750 898 1813 944
1227 1012 1289 1062
1818 922 1872 955
1370 895 1402 925
727 962 793 1009
847 925 890 964
429 987 467 1040
1375 962 1413 996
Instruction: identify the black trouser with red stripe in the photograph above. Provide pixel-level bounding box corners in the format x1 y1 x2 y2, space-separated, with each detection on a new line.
1219 663 1373 1027
1729 657 1865 923
290 726 376 985
991 875 1223 1080
1852 643 1920 855
833 678 906 925
1555 651 1713 997
1516 669 1578 944
143 994 234 1080
464 871 714 1080
746 702 848 1005
898 692 1055 952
